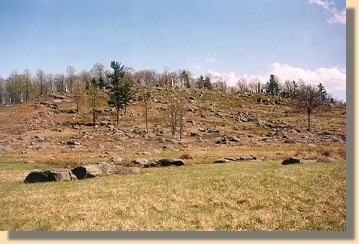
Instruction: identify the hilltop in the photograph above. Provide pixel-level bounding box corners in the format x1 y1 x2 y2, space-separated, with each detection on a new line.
0 86 346 167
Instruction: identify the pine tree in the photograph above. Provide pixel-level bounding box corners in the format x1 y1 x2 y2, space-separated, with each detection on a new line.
266 74 280 96
108 61 133 125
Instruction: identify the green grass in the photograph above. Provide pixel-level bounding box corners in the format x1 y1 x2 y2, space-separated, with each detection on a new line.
0 160 346 231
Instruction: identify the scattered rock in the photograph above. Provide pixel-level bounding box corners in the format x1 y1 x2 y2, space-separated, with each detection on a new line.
24 168 77 183
67 140 81 146
137 151 151 155
281 157 300 165
157 158 185 166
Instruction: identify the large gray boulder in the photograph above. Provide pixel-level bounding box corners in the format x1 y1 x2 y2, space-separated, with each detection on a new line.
71 165 103 179
24 168 77 183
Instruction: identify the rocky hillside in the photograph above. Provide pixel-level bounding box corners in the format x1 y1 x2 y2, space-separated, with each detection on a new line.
0 86 346 167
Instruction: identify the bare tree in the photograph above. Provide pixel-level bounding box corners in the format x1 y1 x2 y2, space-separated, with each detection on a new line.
88 83 99 125
237 77 248 92
54 73 66 93
90 63 106 90
73 78 85 112
168 99 186 140
79 70 93 90
66 65 76 92
294 83 328 130
36 69 46 96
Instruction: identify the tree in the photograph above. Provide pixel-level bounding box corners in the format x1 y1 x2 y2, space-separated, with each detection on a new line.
108 60 133 125
237 77 249 92
36 69 46 96
213 76 228 92
91 63 106 90
134 69 157 86
73 78 85 112
248 78 260 93
79 70 93 90
23 69 34 102
317 83 327 101
66 65 76 92
46 73 54 94
168 99 186 140
266 74 280 96
142 89 151 133
203 76 213 90
179 70 191 88
6 71 23 103
88 83 99 125
54 73 66 93
294 83 326 131
196 75 205 89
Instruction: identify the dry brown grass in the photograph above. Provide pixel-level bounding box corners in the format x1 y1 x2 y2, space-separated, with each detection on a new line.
0 160 346 231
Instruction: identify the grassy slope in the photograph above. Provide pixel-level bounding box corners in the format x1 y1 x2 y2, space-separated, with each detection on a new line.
0 87 347 231
0 161 346 231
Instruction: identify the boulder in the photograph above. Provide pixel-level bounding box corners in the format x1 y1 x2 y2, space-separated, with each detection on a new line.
71 165 103 179
157 158 185 166
281 157 300 165
144 162 159 168
214 158 229 163
132 158 149 166
223 156 239 161
94 162 115 173
180 153 194 159
24 168 77 183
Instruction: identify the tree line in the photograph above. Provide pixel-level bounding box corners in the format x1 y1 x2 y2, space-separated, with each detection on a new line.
0 63 343 106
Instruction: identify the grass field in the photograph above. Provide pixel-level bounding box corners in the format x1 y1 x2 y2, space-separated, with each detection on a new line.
0 160 346 231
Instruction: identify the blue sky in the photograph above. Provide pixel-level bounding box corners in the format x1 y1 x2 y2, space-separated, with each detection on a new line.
0 0 346 100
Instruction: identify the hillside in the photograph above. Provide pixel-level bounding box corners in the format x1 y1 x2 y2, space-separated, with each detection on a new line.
0 86 346 167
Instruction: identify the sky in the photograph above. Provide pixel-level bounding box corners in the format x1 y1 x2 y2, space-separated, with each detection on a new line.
0 0 346 101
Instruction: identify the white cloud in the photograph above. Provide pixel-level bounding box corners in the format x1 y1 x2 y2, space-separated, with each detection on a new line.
309 0 346 24
207 70 240 87
269 62 346 94
328 8 346 24
207 62 346 100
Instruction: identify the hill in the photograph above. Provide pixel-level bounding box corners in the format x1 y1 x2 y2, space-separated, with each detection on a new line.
0 86 346 167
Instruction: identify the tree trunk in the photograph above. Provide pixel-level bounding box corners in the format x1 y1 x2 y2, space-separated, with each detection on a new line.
92 93 96 125
307 111 311 131
116 107 120 125
145 102 148 133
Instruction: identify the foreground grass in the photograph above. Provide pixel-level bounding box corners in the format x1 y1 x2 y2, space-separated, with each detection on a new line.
0 160 346 231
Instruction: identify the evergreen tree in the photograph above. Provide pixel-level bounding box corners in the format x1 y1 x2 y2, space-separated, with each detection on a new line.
108 60 133 125
203 76 213 90
266 74 280 96
196 75 205 89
